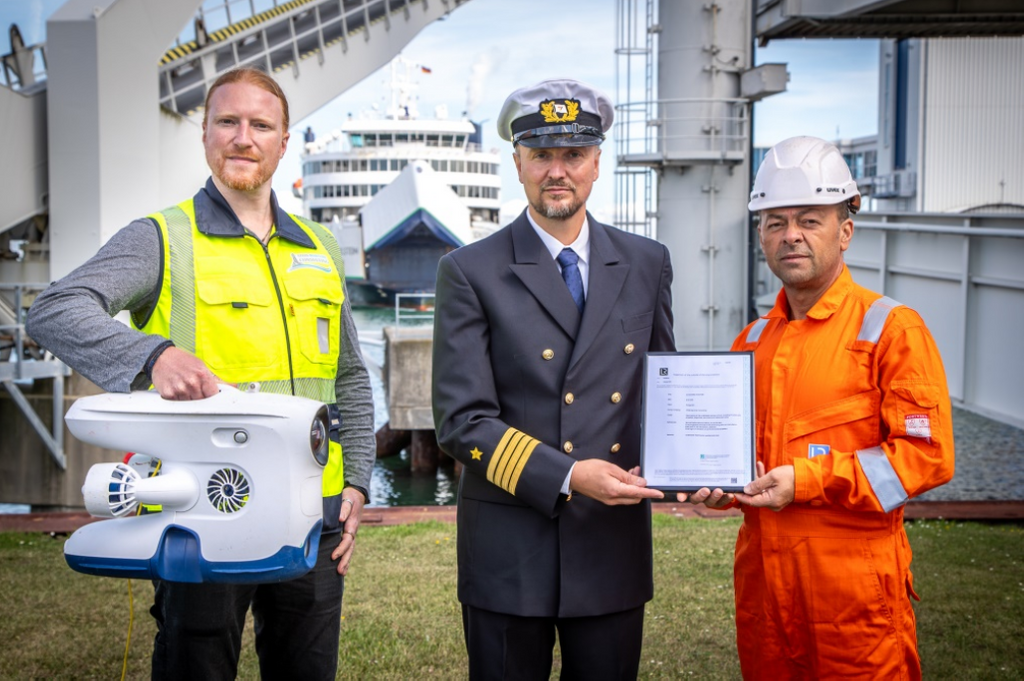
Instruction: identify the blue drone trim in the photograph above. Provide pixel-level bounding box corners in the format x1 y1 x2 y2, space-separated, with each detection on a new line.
65 520 322 584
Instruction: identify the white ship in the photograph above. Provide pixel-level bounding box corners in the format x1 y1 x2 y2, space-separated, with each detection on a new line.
298 57 501 306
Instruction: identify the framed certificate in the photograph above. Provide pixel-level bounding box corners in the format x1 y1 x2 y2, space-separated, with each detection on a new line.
641 352 756 492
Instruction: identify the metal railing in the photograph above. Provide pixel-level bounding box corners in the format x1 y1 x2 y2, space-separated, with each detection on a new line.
393 288 434 327
158 0 430 116
1 34 47 91
394 293 434 327
618 97 750 164
0 283 70 470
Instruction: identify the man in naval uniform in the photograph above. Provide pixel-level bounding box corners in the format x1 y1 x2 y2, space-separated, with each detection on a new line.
432 79 675 679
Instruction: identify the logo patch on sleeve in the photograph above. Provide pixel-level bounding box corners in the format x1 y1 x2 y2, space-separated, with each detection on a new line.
289 253 332 273
808 444 830 458
905 414 932 439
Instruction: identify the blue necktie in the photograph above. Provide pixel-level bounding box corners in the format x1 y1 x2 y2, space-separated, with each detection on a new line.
557 248 585 314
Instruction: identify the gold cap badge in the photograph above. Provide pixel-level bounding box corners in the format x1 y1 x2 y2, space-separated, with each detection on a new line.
540 99 580 123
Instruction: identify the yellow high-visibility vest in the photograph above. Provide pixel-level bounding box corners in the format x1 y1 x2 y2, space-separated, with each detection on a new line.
136 198 347 522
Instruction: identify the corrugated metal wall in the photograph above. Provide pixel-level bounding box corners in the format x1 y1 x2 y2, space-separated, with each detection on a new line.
922 37 1024 213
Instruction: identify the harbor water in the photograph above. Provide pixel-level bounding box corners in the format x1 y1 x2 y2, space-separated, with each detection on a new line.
352 305 458 507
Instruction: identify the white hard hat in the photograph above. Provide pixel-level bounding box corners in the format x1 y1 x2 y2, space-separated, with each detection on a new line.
748 136 861 214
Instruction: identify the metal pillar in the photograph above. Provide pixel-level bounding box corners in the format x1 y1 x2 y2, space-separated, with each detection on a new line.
632 0 752 350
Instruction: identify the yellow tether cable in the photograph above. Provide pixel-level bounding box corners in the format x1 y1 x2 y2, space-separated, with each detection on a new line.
121 578 134 681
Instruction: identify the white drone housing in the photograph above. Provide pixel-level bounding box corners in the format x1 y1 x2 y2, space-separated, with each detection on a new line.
63 388 330 584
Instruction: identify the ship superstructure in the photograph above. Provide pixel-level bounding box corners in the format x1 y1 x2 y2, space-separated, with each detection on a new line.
299 58 501 230
298 57 501 304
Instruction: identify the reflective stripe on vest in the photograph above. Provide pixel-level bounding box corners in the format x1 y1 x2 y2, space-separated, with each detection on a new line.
858 296 902 343
164 205 197 354
747 294 910 512
141 200 346 505
745 317 770 344
856 446 909 512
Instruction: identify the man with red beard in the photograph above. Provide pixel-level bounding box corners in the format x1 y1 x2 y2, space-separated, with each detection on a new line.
432 79 674 679
27 67 374 680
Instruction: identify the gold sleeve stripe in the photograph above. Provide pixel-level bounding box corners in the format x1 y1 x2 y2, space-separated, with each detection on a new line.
494 431 528 488
486 428 517 482
505 438 540 496
486 427 540 496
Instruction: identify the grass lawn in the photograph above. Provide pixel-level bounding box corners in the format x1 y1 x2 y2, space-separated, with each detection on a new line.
0 516 1020 679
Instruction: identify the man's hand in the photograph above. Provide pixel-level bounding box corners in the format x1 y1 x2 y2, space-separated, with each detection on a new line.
734 462 794 511
150 347 221 400
677 487 735 508
331 487 365 575
569 460 664 505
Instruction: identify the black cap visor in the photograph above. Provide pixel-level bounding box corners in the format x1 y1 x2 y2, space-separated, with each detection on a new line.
513 123 605 148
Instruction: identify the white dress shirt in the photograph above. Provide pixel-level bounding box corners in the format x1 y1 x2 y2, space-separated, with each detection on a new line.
525 210 591 494
526 211 590 299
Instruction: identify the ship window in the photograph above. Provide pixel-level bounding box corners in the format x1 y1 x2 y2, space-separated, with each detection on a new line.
359 160 368 171
390 159 400 171
351 134 363 147
370 159 379 171
450 185 459 195
426 134 439 147
365 135 378 148
396 134 409 143
438 160 448 172
468 162 478 173
400 159 408 169
431 160 439 171
379 134 393 147
455 135 465 146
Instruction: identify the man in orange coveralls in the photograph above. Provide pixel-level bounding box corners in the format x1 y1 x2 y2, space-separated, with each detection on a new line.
682 136 955 679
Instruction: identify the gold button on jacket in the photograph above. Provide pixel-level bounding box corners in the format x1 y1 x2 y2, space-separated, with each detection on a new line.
563 441 574 454
565 392 575 404
611 392 622 403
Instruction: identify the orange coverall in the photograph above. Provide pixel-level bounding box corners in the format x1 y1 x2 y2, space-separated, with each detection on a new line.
731 266 955 680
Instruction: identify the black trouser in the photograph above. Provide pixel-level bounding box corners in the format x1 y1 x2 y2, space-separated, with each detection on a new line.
462 603 645 681
151 536 343 681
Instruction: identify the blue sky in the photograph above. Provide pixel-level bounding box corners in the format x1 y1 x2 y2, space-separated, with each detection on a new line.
6 0 880 219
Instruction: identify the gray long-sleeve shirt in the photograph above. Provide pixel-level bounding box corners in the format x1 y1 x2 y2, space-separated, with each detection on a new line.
27 182 375 495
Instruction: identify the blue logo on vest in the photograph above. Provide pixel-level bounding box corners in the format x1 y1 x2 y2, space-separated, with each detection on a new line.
289 253 332 273
808 444 830 458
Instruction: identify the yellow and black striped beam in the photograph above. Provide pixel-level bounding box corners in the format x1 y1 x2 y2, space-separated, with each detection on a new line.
160 0 316 65
486 428 541 496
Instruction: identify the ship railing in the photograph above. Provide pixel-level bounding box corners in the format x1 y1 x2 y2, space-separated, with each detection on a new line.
395 293 435 327
1 32 47 92
0 283 70 470
158 0 433 117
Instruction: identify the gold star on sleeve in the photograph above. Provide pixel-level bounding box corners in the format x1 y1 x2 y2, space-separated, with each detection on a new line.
470 447 483 460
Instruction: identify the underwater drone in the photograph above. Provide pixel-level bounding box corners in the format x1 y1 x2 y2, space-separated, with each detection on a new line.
63 388 330 583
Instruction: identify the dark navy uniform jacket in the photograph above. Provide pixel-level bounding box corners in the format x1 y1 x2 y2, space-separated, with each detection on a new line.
432 210 675 618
